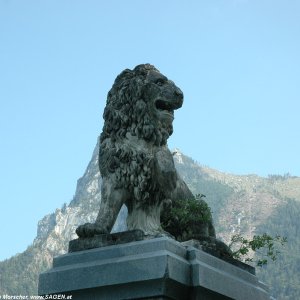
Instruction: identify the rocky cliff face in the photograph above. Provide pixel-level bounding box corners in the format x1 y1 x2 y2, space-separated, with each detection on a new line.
33 138 128 255
172 153 285 245
0 141 299 298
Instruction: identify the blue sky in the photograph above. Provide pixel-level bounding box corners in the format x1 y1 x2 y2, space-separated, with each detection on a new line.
0 0 299 261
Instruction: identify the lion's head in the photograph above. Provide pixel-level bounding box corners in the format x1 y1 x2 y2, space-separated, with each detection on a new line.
100 64 183 146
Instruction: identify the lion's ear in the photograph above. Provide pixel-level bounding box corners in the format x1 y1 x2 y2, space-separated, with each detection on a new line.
114 69 133 86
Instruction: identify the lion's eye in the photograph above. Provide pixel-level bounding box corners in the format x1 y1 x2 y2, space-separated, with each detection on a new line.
156 79 164 86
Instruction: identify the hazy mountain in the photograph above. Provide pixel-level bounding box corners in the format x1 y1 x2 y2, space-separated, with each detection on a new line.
0 141 299 299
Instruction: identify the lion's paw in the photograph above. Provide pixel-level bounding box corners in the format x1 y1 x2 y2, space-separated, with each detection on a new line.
76 223 108 238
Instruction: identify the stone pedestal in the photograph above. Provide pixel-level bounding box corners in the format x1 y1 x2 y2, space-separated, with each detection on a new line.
39 236 270 300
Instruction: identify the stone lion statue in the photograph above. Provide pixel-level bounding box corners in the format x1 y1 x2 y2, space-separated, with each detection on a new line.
76 64 216 238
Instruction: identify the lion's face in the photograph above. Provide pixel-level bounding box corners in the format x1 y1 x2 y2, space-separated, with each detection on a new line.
142 69 183 134
100 64 184 146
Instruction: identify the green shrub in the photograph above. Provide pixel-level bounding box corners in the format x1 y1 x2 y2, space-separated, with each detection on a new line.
161 194 212 241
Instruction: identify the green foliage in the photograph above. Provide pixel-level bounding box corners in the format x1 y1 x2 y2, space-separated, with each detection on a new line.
161 194 212 241
230 233 287 267
162 192 287 270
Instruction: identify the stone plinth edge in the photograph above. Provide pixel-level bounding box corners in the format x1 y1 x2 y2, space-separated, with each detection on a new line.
69 229 145 252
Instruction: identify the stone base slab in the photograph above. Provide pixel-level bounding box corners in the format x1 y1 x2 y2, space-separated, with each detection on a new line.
39 237 270 300
68 229 146 252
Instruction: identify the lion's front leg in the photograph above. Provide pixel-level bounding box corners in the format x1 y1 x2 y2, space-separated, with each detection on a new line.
126 202 163 236
76 176 128 238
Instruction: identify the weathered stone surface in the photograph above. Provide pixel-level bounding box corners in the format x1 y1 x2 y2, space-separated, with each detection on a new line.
76 64 215 240
69 229 145 252
39 237 270 300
